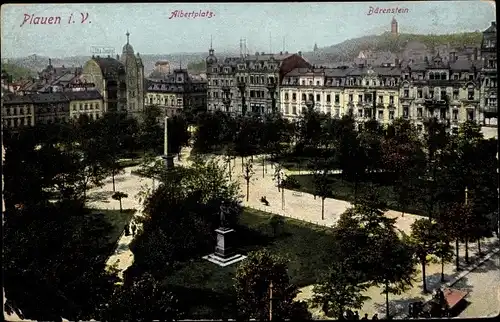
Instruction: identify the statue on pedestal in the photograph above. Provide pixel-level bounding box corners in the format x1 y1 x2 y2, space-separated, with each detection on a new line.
219 201 229 228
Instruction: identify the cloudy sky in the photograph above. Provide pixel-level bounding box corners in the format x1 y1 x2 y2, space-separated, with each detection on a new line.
1 1 496 58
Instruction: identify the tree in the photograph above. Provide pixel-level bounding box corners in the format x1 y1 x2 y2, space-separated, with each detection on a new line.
234 249 311 321
310 263 370 319
311 156 333 220
102 272 182 321
243 159 255 202
112 191 129 212
410 218 441 293
434 237 454 282
437 202 470 271
167 114 191 160
138 106 163 156
268 215 285 237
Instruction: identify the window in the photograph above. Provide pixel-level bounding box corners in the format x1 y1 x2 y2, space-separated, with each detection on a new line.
429 90 434 98
403 107 409 118
292 93 297 101
389 96 394 104
430 73 434 80
378 95 383 103
260 76 264 84
467 110 474 121
285 93 289 101
358 95 363 103
468 75 474 81
326 94 331 103
79 103 83 110
309 81 313 86
301 80 305 85
335 95 340 104
453 110 458 120
404 89 409 98
316 94 321 102
349 94 353 102
250 91 255 98
292 105 297 115
285 104 290 114
453 89 459 100
316 81 320 85
417 108 423 118
308 94 313 101
357 109 363 117
177 98 182 105
302 94 306 101
440 90 447 100
250 76 254 84
335 108 340 117
389 111 395 120
468 89 474 100
378 110 384 119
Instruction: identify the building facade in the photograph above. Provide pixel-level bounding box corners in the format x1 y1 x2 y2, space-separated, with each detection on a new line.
81 32 144 117
280 65 401 126
145 68 207 117
206 44 311 115
31 92 71 125
480 22 497 126
64 91 104 121
2 94 35 129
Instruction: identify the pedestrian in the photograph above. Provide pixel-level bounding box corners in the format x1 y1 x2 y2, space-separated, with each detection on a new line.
354 311 360 320
131 222 137 236
124 224 130 236
361 313 368 320
372 313 378 320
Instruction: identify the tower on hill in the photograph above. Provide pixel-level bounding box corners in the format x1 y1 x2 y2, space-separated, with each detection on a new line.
391 16 398 36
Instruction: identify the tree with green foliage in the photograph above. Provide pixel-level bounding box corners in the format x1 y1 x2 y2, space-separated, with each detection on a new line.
310 263 370 319
410 218 441 293
102 272 182 321
112 191 128 212
268 215 285 237
234 249 311 321
168 114 191 160
311 156 333 220
139 106 163 156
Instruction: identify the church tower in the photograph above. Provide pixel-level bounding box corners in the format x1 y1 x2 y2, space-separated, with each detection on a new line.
391 16 398 36
120 31 145 118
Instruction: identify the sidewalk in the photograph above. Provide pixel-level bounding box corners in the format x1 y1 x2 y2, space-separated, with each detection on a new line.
295 237 500 319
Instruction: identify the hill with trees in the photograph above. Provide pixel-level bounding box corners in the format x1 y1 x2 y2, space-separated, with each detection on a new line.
2 62 37 81
304 32 483 63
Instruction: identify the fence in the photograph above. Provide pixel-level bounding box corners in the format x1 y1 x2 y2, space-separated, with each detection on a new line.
247 204 324 227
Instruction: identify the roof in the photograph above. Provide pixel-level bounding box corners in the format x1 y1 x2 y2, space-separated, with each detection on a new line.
3 93 34 105
63 90 102 100
449 59 477 71
324 67 352 77
483 22 496 33
92 57 125 78
29 92 69 103
283 67 324 77
245 53 294 62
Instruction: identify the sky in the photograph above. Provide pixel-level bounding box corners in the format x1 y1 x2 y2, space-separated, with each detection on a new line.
0 1 496 58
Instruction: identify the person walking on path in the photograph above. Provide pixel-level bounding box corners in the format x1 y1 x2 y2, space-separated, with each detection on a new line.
361 314 369 320
124 224 130 236
131 221 137 236
372 314 379 320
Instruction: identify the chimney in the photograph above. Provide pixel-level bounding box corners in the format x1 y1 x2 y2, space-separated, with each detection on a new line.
280 51 283 55
261 52 265 55
285 51 289 54
255 52 259 56
449 52 456 63
298 51 302 56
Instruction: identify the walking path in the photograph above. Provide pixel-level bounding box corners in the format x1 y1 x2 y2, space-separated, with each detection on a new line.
296 238 499 319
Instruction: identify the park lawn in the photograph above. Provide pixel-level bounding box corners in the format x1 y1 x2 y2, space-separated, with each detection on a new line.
159 207 337 319
79 208 136 261
288 173 428 216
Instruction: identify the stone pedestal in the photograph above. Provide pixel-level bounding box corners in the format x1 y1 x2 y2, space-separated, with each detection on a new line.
162 154 174 169
203 227 247 267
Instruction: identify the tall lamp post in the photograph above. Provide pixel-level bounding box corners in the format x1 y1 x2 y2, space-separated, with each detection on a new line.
237 81 247 116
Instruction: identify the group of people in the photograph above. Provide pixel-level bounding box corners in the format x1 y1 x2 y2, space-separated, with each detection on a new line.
343 310 379 320
124 219 137 237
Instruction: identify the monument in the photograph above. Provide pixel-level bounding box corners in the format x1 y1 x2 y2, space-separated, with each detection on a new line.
203 201 247 266
162 116 174 169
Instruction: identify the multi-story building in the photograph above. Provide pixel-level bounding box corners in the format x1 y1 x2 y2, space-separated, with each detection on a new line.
145 68 207 117
280 65 401 126
206 43 311 115
480 21 497 126
64 91 104 121
1 94 35 129
31 92 71 125
81 32 144 117
400 53 482 133
2 91 104 129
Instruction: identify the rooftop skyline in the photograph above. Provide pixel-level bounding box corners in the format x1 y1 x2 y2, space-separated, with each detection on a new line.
1 1 496 58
